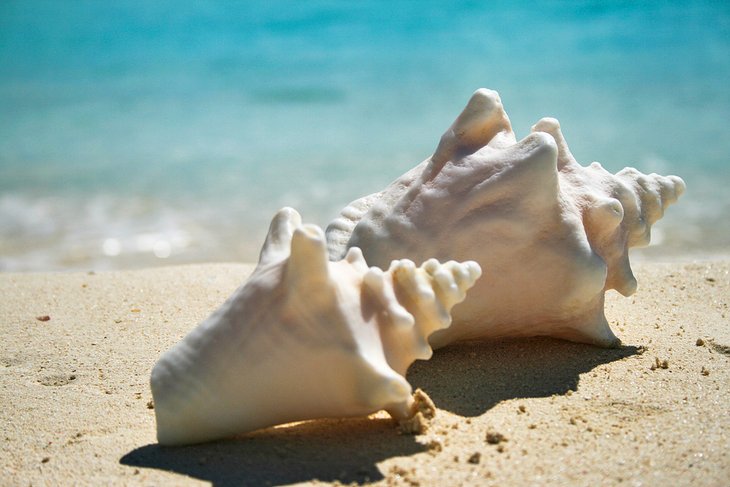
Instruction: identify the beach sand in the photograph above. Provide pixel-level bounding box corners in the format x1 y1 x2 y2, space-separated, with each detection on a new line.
1 261 728 486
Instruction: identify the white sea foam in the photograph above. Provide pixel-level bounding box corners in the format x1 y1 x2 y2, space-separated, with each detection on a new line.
0 186 357 271
0 168 727 273
0 193 235 271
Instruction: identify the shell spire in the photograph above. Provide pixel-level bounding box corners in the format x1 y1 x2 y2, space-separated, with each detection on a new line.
326 88 685 349
151 208 480 445
432 88 516 167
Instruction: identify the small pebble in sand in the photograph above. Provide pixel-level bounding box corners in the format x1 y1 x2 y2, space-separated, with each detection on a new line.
468 452 481 464
696 338 705 346
36 315 50 322
412 389 435 419
41 457 50 463
650 357 669 370
397 389 436 435
701 367 710 376
426 439 443 453
388 465 415 484
486 431 507 445
518 404 526 414
399 413 429 435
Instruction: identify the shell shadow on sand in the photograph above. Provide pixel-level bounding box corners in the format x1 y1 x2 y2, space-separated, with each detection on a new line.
407 337 640 417
121 338 638 486
121 416 425 486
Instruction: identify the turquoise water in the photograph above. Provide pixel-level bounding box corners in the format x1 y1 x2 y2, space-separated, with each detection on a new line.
1 1 729 270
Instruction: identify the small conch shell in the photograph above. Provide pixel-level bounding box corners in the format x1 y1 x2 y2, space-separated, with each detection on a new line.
150 208 480 445
327 88 685 348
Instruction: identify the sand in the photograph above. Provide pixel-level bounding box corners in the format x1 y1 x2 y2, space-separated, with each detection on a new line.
1 261 728 486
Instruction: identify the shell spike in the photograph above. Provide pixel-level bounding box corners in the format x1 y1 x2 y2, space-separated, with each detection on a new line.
611 261 638 297
570 308 622 348
363 267 415 330
286 224 330 285
585 197 624 236
362 373 412 412
464 260 482 284
433 88 514 165
258 207 302 267
531 117 577 169
344 246 369 272
512 131 560 174
667 175 686 200
444 260 482 294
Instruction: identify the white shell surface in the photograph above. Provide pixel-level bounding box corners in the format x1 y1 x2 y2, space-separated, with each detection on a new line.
327 88 685 349
150 208 480 445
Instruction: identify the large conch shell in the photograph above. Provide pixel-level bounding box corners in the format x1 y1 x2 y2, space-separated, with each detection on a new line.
151 208 480 445
327 89 685 349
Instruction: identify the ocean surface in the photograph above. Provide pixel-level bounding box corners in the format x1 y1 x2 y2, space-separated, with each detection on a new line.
1 1 729 271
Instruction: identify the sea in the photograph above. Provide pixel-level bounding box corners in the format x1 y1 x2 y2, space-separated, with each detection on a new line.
1 1 729 271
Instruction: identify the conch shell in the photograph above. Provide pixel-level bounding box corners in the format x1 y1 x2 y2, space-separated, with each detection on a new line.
151 208 480 445
327 89 685 348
